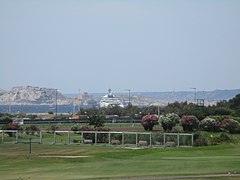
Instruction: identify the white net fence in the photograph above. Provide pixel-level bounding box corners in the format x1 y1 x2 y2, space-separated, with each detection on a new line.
0 130 193 147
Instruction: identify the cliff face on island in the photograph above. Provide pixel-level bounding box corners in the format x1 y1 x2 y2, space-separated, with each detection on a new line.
0 86 71 105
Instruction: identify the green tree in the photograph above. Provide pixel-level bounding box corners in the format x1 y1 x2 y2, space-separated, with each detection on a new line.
229 94 240 116
88 113 105 128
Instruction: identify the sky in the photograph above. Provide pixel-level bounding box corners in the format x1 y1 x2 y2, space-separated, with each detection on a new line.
0 0 240 94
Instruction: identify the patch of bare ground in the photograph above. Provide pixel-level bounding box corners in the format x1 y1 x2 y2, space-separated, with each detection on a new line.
38 155 90 158
110 127 162 132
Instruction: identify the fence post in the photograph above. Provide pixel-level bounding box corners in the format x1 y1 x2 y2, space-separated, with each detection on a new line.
136 133 138 146
177 134 180 147
122 132 124 146
191 134 194 146
29 138 32 154
95 132 97 145
16 131 18 144
68 131 70 144
1 130 3 143
40 131 42 144
53 131 56 144
108 132 111 145
163 133 166 147
81 132 83 144
150 133 152 147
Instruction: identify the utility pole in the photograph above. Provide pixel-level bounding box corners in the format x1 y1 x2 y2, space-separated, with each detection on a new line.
125 89 131 106
158 106 161 117
190 87 196 103
8 93 11 114
78 89 81 115
73 97 75 115
55 89 58 120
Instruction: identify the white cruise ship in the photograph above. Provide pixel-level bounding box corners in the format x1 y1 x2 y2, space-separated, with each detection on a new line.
99 89 124 108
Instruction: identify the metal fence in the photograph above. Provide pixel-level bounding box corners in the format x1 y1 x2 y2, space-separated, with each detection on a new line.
0 130 193 147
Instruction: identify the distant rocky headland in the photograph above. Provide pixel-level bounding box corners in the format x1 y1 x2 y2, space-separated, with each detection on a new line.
0 86 71 105
0 86 240 106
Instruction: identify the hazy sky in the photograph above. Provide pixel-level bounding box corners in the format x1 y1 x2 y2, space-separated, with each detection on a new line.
1 0 240 93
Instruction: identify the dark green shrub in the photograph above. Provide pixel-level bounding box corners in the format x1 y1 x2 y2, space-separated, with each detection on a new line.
194 137 208 146
212 107 233 116
83 132 95 142
111 133 122 142
49 125 59 132
71 124 81 131
209 135 221 145
172 125 183 133
97 133 109 143
25 125 39 135
219 133 232 143
193 132 208 146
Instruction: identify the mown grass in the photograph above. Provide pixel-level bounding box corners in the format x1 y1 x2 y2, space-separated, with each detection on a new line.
0 143 240 180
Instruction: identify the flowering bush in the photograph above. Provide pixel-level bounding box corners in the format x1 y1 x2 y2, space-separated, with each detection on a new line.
141 114 159 131
2 123 20 131
159 113 180 131
180 115 199 132
220 119 240 133
199 117 220 132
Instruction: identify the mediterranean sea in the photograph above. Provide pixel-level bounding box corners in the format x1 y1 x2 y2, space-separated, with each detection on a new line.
0 105 93 114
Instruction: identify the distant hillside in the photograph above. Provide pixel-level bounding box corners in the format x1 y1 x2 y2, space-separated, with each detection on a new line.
67 89 240 101
133 89 240 102
0 86 71 105
1 86 239 106
0 88 7 96
65 89 240 107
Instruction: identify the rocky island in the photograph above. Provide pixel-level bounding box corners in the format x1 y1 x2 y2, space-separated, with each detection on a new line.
0 86 71 105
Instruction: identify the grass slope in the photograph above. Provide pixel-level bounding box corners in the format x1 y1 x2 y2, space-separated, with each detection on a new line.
0 144 240 179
